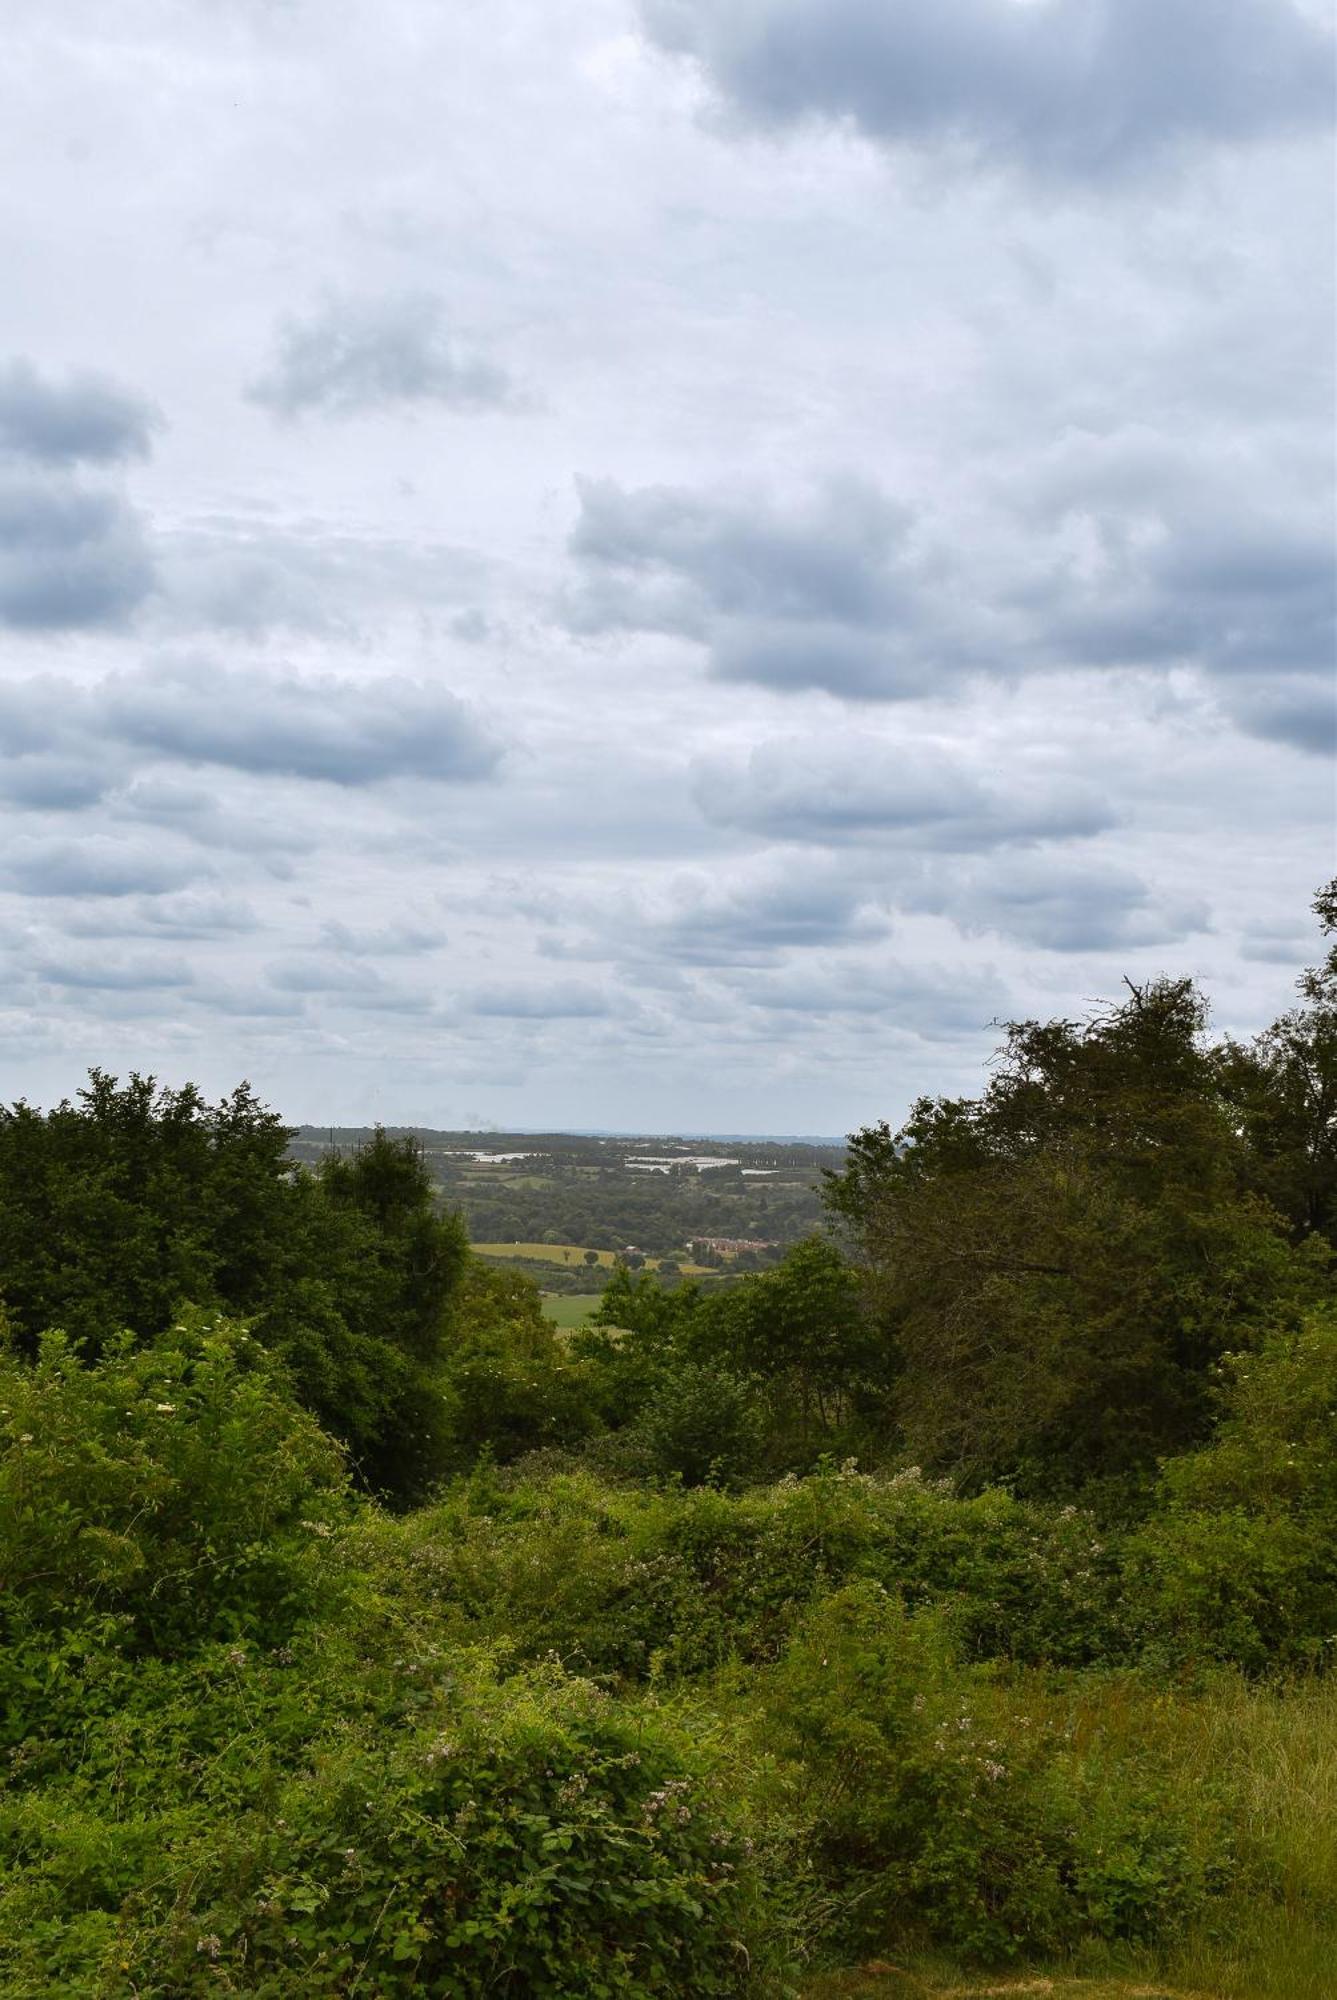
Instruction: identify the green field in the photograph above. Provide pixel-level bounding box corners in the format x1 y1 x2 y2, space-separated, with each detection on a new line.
540 1291 602 1329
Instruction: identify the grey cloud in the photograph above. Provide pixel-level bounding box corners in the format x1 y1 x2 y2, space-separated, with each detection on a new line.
319 918 447 957
910 854 1211 953
61 892 261 941
565 447 1334 720
566 476 947 700
696 738 1117 848
0 359 160 464
104 661 501 785
640 0 1334 179
2 837 204 899
468 982 613 1019
0 663 499 793
0 754 112 810
118 777 317 860
0 473 154 629
248 292 518 419
1219 674 1336 756
32 950 195 992
200 984 308 1020
643 873 890 968
734 959 1010 1036
266 956 434 1014
1028 491 1334 684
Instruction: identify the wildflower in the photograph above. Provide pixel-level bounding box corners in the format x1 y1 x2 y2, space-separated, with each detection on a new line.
154 1403 177 1414
196 1935 222 1961
17 1433 33 1445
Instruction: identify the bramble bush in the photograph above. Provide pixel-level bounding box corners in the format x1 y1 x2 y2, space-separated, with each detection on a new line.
1128 1311 1337 1672
0 1325 772 1998
0 1312 351 1665
760 1583 1225 1961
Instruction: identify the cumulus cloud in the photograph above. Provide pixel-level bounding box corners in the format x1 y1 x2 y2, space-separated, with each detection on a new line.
695 736 1117 847
0 473 154 629
105 661 502 784
0 662 502 790
564 437 1334 723
0 358 158 631
909 853 1212 953
1016 427 1334 685
319 917 447 958
640 0 1335 180
1 837 204 900
0 358 160 464
31 949 196 992
266 955 435 1013
633 869 892 969
1217 673 1336 757
566 475 954 699
249 291 519 419
0 754 112 810
732 956 1010 1035
61 893 261 942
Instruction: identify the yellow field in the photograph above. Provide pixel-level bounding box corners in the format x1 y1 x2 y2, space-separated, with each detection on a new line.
472 1242 709 1275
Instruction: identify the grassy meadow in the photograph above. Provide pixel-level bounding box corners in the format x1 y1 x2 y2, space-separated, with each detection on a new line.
539 1289 603 1328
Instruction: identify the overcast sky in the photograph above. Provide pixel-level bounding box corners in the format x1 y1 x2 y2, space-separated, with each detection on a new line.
0 0 1333 1135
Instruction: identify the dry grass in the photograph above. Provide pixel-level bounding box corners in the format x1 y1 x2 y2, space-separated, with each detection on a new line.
803 1975 1219 2000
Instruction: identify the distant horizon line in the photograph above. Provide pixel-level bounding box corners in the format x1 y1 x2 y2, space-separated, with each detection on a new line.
293 1123 849 1146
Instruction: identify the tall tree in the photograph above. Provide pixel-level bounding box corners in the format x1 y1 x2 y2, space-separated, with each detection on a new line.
1220 879 1337 1245
0 1080 468 1503
825 973 1322 1494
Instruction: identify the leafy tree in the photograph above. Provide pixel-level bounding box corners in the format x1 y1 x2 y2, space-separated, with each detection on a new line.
434 1261 600 1466
0 1079 469 1504
1220 879 1337 1246
826 976 1323 1493
633 1361 765 1487
689 1237 888 1456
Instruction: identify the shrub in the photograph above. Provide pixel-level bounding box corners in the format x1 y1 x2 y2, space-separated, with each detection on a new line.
762 1583 1223 1961
1126 1316 1337 1672
633 1363 766 1488
0 1314 350 1669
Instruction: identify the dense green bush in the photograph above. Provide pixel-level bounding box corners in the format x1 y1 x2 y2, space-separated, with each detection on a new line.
0 1313 350 1669
0 1081 470 1503
0 1325 770 1998
762 1583 1222 1960
1128 1313 1337 1672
